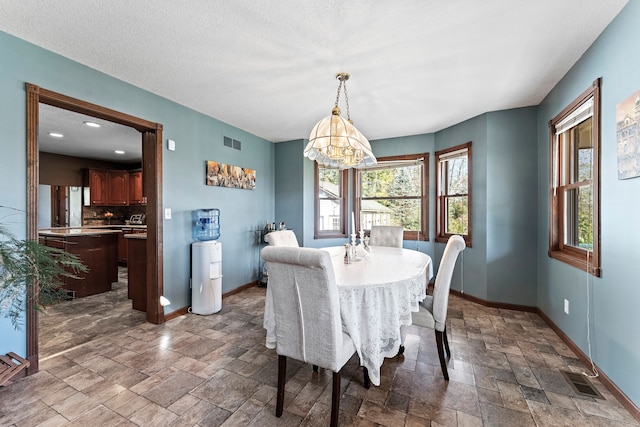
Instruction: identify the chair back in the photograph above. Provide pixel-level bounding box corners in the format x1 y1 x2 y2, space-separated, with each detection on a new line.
432 235 466 331
369 225 403 248
260 246 345 371
265 230 299 247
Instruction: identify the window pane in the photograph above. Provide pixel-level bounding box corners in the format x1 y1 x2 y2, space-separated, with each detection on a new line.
318 199 342 231
316 165 346 237
361 165 421 198
319 168 341 193
564 186 593 250
445 196 468 234
361 198 420 231
577 118 593 181
447 157 468 194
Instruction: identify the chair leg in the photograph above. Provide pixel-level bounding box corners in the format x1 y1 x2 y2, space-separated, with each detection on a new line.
435 330 449 381
276 355 286 417
443 325 451 357
363 367 371 389
331 371 341 427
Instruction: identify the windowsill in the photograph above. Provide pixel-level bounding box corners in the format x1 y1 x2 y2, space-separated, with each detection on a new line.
549 250 601 277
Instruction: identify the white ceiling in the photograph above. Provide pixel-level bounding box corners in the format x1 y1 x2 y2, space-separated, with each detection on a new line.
39 104 142 163
0 0 629 160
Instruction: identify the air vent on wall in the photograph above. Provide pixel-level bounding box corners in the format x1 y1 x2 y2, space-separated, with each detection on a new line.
223 136 242 150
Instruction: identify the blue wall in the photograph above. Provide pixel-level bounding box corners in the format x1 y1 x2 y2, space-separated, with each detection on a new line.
486 108 538 305
536 1 640 406
274 140 305 241
0 31 275 355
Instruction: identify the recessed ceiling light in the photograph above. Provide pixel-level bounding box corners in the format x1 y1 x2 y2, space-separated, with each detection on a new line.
48 132 64 138
114 150 125 155
84 121 101 128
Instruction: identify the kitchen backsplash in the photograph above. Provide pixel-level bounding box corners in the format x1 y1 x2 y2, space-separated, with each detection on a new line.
83 205 146 225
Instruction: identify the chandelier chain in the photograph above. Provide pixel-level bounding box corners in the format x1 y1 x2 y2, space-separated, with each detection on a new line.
343 82 351 121
334 80 342 108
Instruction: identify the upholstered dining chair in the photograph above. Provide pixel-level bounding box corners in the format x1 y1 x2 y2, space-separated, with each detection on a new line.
418 234 466 380
368 225 403 248
261 246 369 427
264 229 299 247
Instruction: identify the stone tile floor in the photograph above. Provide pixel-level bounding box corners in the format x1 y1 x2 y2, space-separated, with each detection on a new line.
1 272 638 426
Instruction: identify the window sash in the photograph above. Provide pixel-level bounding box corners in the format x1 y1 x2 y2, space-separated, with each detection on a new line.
355 153 428 241
315 164 348 238
435 141 471 244
548 78 601 277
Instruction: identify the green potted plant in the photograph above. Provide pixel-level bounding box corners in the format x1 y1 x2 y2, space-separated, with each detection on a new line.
0 224 87 330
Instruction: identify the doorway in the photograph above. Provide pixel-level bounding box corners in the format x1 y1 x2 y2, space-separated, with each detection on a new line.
25 83 165 374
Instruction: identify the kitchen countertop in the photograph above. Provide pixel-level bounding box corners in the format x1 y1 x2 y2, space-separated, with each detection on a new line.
39 228 124 237
124 233 147 239
77 224 147 229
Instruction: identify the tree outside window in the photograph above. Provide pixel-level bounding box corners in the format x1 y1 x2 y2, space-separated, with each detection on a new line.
436 142 472 245
354 153 428 241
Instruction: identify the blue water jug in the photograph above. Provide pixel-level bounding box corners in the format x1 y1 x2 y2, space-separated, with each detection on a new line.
193 209 220 241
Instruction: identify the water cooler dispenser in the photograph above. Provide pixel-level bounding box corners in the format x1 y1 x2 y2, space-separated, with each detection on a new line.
191 209 222 315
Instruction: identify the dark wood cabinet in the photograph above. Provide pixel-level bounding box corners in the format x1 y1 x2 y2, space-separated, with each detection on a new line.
118 228 146 264
127 235 147 312
128 171 144 205
39 232 118 298
88 169 108 206
108 170 129 205
85 169 131 206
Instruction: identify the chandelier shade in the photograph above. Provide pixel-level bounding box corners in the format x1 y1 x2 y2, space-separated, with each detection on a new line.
304 73 377 169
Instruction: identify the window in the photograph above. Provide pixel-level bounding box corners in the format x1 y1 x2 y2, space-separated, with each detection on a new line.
549 78 601 276
435 142 471 245
315 163 348 238
354 153 428 241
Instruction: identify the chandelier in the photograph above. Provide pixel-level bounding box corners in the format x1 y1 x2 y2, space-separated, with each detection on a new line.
304 72 377 169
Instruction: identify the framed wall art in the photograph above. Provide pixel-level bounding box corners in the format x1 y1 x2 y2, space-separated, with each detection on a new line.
616 88 640 179
206 161 256 190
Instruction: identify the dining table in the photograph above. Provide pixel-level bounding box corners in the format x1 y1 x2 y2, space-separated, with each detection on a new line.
263 245 433 386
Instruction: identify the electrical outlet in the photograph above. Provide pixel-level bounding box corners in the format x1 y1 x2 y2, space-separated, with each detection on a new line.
564 299 570 315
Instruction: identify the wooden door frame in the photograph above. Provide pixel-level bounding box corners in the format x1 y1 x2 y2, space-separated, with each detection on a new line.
25 83 165 373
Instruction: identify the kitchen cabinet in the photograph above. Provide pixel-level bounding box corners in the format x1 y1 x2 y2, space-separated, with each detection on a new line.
87 169 107 206
128 171 144 205
108 170 129 205
118 227 146 264
84 169 130 206
39 230 119 298
126 233 147 312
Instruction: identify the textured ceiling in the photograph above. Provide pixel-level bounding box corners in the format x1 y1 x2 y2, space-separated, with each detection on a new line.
0 0 629 150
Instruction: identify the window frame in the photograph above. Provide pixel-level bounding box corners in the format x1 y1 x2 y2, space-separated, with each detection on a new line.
435 141 472 246
548 78 601 277
353 153 429 241
314 162 348 239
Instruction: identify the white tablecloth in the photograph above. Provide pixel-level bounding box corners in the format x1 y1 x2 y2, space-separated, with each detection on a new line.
263 246 433 386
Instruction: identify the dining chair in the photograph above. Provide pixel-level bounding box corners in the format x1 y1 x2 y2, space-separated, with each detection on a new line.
261 246 369 427
418 234 466 380
368 225 403 248
264 229 299 247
